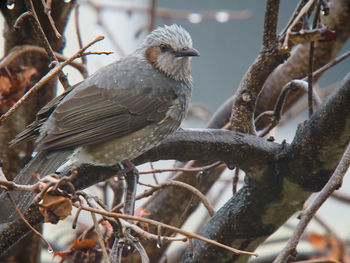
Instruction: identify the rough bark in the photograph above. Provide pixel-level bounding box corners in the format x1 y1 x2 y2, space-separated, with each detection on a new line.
180 72 350 263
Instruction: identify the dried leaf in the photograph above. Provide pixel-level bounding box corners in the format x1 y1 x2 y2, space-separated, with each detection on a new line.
53 239 98 262
0 66 36 112
309 232 328 250
72 239 96 250
134 207 151 218
308 232 350 262
134 207 151 233
101 220 114 238
39 192 72 223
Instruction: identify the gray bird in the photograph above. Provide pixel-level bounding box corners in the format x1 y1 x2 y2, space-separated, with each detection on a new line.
0 24 199 223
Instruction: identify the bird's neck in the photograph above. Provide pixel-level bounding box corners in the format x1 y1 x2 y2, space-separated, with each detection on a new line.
156 56 192 84
142 46 192 85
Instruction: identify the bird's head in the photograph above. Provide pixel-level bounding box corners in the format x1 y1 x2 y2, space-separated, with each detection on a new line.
136 24 199 83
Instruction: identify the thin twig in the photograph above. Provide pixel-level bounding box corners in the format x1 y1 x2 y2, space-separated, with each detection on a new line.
0 36 105 125
139 161 223 175
308 40 315 117
121 218 187 243
307 1 321 117
79 192 110 263
118 180 215 217
148 0 157 32
280 0 309 37
91 211 110 263
0 45 88 77
74 3 88 75
312 49 350 79
161 180 215 216
24 0 69 89
282 0 316 48
40 0 62 39
74 203 258 257
6 192 53 252
13 11 32 28
149 162 159 185
0 179 39 193
255 79 321 137
87 0 126 57
273 142 350 263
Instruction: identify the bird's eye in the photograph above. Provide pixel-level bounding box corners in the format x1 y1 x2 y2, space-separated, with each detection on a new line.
159 44 170 52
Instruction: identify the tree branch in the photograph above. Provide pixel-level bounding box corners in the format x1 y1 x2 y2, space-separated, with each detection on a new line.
230 0 289 133
180 70 350 262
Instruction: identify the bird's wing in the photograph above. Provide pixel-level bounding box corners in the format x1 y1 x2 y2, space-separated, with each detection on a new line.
9 85 76 146
35 84 175 151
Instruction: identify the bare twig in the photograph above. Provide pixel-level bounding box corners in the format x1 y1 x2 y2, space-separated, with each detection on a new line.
91 208 111 263
307 1 322 117
149 162 159 185
24 0 69 89
0 36 106 125
139 161 223 175
122 180 215 217
0 45 88 77
74 203 258 257
40 0 62 39
148 0 157 32
77 191 110 262
87 0 127 57
161 180 215 216
283 0 316 48
121 218 187 243
280 0 309 37
255 79 321 137
0 179 39 193
13 11 32 28
6 192 53 252
74 3 88 74
312 49 350 79
273 142 350 263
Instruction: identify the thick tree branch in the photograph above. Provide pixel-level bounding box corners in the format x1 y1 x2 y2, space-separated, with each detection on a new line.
0 129 277 255
180 71 350 262
230 0 289 133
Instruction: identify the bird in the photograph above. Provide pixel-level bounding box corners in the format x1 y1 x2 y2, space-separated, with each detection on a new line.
0 24 199 223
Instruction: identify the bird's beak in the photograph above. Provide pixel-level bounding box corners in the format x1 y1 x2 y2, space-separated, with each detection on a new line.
174 48 200 57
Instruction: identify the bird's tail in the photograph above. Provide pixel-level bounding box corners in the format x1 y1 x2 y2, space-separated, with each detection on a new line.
0 150 72 224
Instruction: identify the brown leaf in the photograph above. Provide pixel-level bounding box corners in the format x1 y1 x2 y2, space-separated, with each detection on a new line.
72 239 96 250
309 232 328 250
39 192 72 224
134 207 151 232
0 66 37 112
308 232 350 262
53 239 98 262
